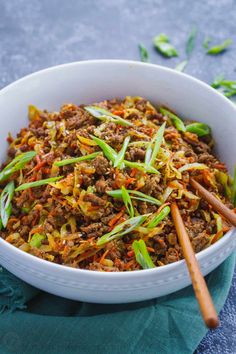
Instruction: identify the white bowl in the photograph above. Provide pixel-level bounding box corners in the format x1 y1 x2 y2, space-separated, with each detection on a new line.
0 60 235 303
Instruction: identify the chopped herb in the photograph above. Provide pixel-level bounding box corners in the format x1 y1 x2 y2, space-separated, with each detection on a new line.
107 189 161 206
121 186 134 217
186 122 211 137
15 176 63 191
153 33 178 58
203 36 212 49
207 39 232 55
85 106 133 126
175 60 188 72
159 107 186 132
0 151 36 183
96 214 150 246
186 26 197 57
54 152 100 167
30 233 46 248
132 239 155 269
147 205 170 228
91 136 117 164
114 136 130 168
138 43 149 62
0 181 15 228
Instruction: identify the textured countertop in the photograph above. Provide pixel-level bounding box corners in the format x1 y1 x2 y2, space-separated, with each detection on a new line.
0 0 236 353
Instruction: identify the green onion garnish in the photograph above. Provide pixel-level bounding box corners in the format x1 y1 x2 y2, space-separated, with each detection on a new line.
30 233 46 248
15 176 63 191
159 107 186 132
91 136 117 164
153 33 178 58
138 43 149 62
107 189 161 206
121 186 134 217
54 152 100 167
145 122 166 166
203 36 212 49
207 39 232 55
175 60 188 72
96 214 150 246
0 181 15 228
0 151 36 183
186 26 197 57
185 122 211 137
132 239 155 269
124 161 160 174
85 106 133 127
147 205 170 228
211 75 236 98
114 136 130 168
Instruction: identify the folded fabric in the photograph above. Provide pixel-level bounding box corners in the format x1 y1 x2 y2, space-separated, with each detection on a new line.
0 252 235 354
0 268 39 314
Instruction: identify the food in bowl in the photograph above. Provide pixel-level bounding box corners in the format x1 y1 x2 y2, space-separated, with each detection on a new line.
0 96 234 272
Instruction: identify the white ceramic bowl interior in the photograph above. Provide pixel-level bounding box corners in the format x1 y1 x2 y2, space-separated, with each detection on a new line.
0 60 235 303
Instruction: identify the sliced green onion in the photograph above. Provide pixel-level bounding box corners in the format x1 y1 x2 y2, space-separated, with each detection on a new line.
96 214 150 246
232 165 236 207
85 106 133 127
91 136 117 164
121 186 134 217
138 43 149 62
211 75 236 98
153 33 178 58
0 151 36 183
30 233 46 248
186 122 211 137
54 152 100 167
124 160 160 174
114 136 130 168
207 39 232 55
107 189 161 206
159 107 186 132
178 163 208 173
132 239 155 269
0 181 15 228
145 123 166 166
186 26 197 57
175 60 188 72
147 205 170 228
203 36 212 49
15 176 63 192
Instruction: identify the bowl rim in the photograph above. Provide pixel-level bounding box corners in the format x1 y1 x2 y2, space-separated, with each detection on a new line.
0 59 235 278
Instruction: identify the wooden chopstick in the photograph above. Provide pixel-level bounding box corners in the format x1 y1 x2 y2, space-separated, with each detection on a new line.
171 203 219 329
190 178 236 227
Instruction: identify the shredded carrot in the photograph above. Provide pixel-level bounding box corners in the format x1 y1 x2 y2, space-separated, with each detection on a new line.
125 177 136 187
108 209 125 228
111 110 124 116
127 250 134 257
130 168 138 178
99 249 110 263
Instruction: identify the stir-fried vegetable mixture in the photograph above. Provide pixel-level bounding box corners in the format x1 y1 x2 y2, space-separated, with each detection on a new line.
0 97 235 271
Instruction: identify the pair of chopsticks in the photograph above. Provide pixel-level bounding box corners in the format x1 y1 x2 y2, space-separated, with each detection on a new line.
171 178 236 329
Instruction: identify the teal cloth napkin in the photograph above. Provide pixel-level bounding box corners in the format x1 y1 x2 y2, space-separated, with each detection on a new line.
0 252 235 354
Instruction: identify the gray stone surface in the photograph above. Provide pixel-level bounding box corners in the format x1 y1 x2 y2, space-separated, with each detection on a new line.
0 0 236 353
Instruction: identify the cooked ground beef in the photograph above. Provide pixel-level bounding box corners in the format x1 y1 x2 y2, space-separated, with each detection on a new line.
0 96 233 271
